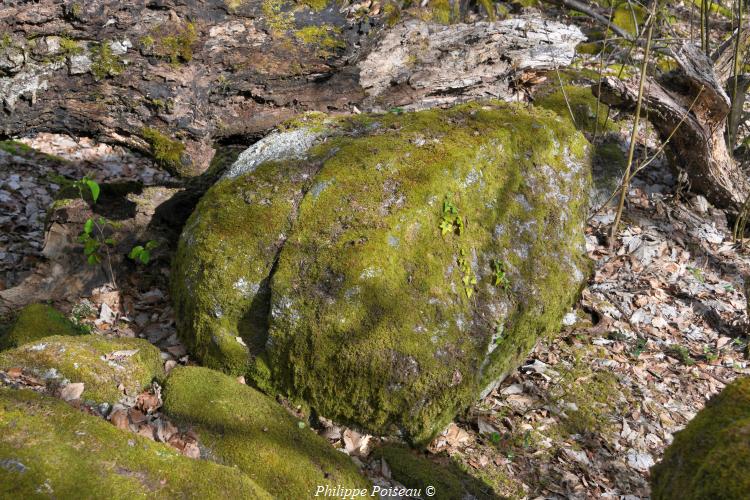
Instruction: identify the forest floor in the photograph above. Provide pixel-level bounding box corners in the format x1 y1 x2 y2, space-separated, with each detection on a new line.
2 115 749 499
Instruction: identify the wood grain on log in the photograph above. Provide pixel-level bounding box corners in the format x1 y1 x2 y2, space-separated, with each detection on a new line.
594 42 750 211
0 1 583 176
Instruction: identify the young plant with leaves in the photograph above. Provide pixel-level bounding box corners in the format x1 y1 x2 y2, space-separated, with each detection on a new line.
74 176 117 287
128 240 159 264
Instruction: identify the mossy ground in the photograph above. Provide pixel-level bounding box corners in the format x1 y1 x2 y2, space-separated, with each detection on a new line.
0 335 163 403
0 389 270 498
174 102 591 445
0 304 85 350
650 377 750 499
373 444 497 498
162 366 369 498
548 345 629 437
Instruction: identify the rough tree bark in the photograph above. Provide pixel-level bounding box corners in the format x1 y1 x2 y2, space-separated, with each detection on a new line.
0 1 584 177
594 41 750 212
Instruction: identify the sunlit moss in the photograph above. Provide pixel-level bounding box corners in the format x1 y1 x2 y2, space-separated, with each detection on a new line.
0 335 163 403
163 366 369 497
0 389 270 497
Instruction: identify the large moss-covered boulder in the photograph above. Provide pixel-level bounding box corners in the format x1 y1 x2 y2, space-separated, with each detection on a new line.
0 388 270 498
0 335 163 403
162 366 369 498
0 304 84 350
173 101 591 443
651 377 750 499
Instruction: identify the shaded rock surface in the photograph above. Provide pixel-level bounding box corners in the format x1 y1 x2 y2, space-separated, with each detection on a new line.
173 101 592 443
0 303 85 350
650 377 750 500
162 366 369 497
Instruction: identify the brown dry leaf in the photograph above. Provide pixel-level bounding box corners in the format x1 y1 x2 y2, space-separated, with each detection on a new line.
110 409 130 431
104 349 140 361
137 424 155 441
128 408 148 425
182 441 200 459
164 360 177 374
156 419 179 443
136 391 161 414
60 382 84 401
343 429 372 457
443 423 471 447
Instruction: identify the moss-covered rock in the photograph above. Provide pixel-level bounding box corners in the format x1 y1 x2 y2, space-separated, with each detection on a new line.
162 366 369 498
373 444 495 498
173 101 591 444
0 304 84 350
0 335 163 403
650 377 750 500
0 388 270 498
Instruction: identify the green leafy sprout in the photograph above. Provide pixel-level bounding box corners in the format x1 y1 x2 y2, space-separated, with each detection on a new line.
492 259 511 291
440 195 464 236
128 240 159 265
457 248 477 299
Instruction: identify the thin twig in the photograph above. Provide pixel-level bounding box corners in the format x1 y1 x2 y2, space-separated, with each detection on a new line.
609 4 656 245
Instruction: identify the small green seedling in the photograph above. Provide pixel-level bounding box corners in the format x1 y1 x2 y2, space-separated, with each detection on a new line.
687 266 705 283
73 175 100 203
458 248 477 299
73 176 116 286
703 345 718 363
630 337 647 358
492 259 511 291
440 195 464 236
666 345 695 366
78 217 115 265
128 240 159 264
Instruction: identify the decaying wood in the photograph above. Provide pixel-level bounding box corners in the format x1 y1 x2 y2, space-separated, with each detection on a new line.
0 1 583 177
594 42 750 212
359 17 585 110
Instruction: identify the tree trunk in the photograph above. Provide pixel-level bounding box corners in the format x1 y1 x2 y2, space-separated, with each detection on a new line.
0 1 584 177
594 42 750 212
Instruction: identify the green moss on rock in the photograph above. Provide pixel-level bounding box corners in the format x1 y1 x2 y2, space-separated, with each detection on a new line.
535 84 610 135
141 127 186 173
0 388 270 498
0 304 84 350
91 41 124 80
0 335 163 403
651 377 750 500
373 444 495 498
162 366 369 497
173 102 591 444
0 140 34 156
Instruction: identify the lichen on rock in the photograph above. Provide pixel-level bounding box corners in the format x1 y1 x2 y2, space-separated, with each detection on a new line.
0 388 270 498
650 377 750 500
0 304 84 350
172 101 592 444
162 366 369 497
0 335 163 403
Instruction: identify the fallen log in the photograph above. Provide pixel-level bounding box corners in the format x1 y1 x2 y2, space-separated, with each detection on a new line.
594 42 750 212
0 1 584 177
